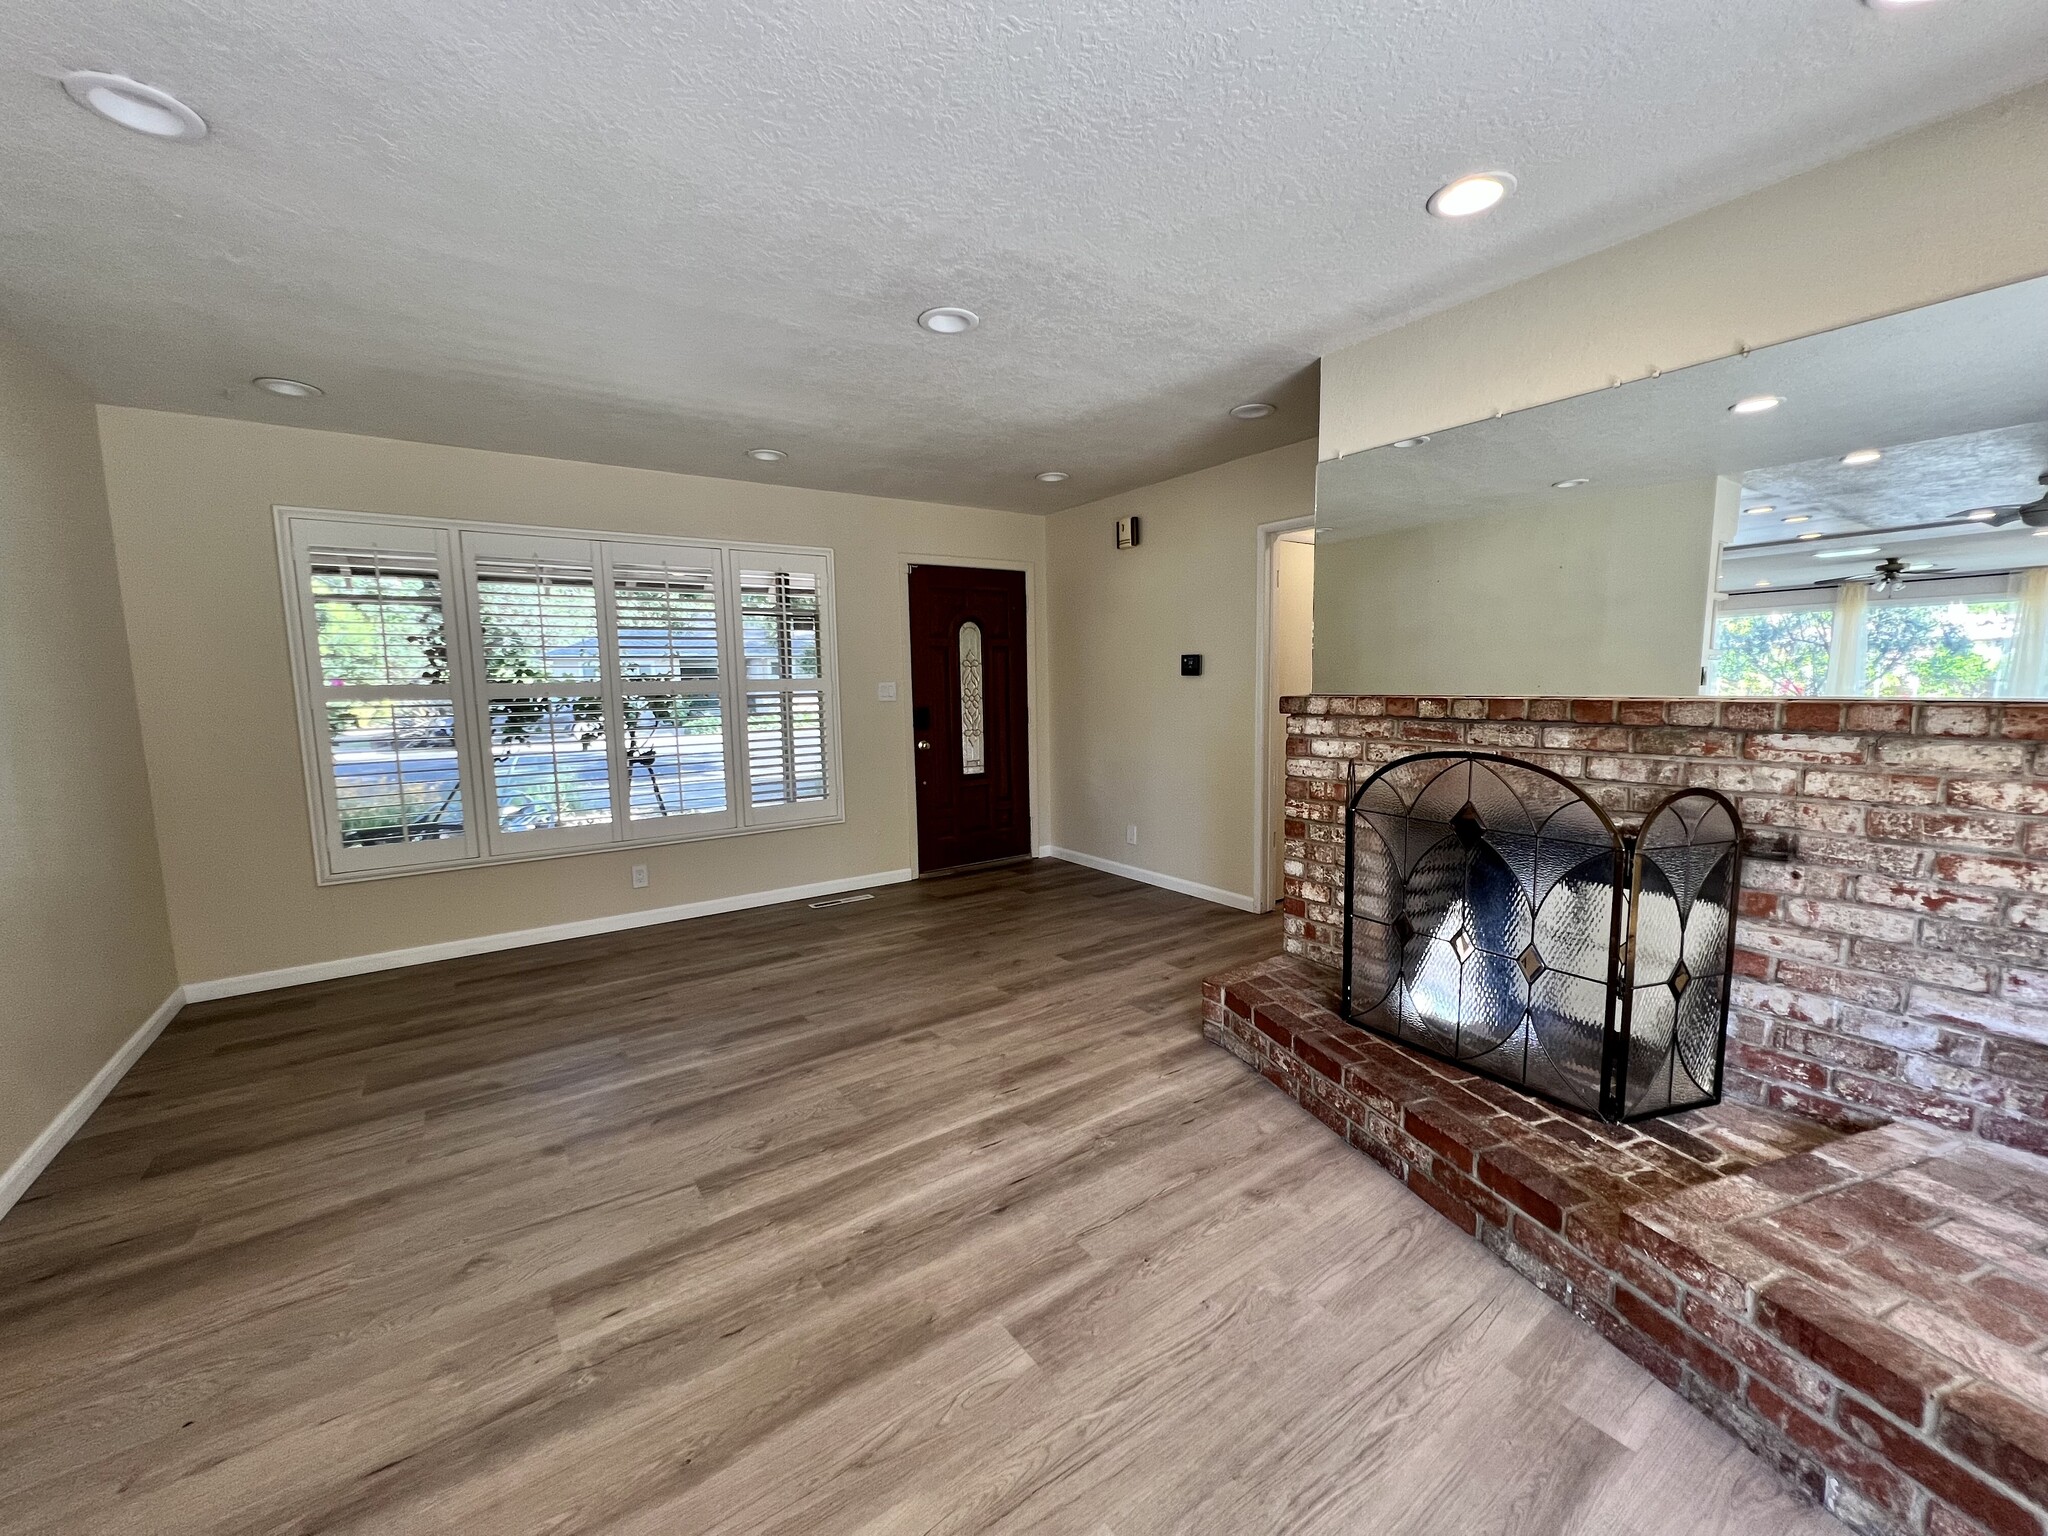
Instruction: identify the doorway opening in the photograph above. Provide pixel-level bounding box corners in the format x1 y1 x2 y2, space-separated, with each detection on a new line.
1256 520 1315 909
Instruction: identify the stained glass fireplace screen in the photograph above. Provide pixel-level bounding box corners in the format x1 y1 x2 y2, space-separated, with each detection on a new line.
1343 751 1741 1123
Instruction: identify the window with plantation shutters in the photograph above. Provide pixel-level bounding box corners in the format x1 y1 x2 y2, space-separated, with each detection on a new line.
279 510 838 882
737 554 833 820
609 546 736 827
283 518 479 875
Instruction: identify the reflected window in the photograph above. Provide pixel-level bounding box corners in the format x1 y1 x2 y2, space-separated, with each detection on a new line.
959 621 985 775
1709 578 2031 698
1708 605 1832 697
1864 595 2016 698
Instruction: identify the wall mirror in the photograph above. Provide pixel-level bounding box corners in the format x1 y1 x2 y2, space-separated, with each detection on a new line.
1314 272 2048 700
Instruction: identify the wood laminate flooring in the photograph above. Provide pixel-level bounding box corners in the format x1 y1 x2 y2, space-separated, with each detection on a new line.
0 861 1841 1534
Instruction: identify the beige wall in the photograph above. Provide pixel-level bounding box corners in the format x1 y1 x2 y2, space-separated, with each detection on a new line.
0 333 177 1185
1320 82 2048 461
1314 479 1727 697
96 409 1050 986
1046 438 1317 906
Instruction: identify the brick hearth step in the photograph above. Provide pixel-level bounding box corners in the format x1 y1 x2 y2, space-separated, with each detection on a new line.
1205 953 2048 1536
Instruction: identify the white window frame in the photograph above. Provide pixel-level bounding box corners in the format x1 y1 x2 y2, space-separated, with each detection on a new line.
731 546 836 830
277 507 843 884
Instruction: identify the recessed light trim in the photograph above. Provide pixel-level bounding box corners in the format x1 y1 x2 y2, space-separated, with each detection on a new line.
1965 509 2000 522
1782 515 1811 524
62 72 207 140
1427 172 1516 219
1796 533 1822 542
744 448 787 462
1034 470 1069 483
917 307 979 335
1730 395 1783 415
1814 546 1885 560
1229 402 1276 420
1391 436 1431 449
1552 478 1590 490
1742 505 1775 517
1841 448 1883 466
252 376 322 398
1753 580 1772 588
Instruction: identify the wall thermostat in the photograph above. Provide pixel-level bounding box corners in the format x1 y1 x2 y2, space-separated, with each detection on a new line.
1181 654 1203 676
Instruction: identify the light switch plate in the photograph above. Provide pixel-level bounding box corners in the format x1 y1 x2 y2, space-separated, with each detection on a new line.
877 681 897 701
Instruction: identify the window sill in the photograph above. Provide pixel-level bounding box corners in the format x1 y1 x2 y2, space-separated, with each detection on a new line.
311 807 847 885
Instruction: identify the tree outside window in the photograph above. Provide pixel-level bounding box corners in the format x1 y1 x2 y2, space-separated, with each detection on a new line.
1709 608 1832 696
1862 599 2016 698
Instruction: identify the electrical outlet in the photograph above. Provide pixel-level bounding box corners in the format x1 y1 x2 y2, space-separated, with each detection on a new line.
877 681 897 701
631 864 649 889
1126 824 1139 847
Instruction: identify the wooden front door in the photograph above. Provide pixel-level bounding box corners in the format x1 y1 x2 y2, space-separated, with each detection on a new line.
909 565 1031 872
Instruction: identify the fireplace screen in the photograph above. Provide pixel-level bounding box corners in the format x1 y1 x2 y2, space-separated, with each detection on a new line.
1343 751 1741 1122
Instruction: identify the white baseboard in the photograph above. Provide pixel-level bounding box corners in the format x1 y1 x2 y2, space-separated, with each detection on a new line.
182 868 917 1003
1 986 186 1224
1043 847 1260 913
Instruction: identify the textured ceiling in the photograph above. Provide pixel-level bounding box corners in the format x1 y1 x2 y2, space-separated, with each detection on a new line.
1744 421 2048 534
5 3 2048 513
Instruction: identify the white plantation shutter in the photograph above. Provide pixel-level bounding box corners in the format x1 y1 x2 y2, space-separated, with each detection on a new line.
462 532 615 854
280 512 838 881
282 516 480 874
605 544 739 831
733 549 837 824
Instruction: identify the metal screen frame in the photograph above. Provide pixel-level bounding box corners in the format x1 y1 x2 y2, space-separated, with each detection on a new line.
1340 750 1741 1124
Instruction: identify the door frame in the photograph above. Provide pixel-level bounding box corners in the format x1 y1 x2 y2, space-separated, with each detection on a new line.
1251 516 1316 911
896 553 1046 877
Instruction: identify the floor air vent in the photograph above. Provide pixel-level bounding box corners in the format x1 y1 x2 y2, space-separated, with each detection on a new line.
807 893 877 909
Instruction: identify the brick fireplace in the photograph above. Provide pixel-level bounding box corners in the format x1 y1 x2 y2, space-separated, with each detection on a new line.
1282 695 2048 1157
1199 694 2048 1536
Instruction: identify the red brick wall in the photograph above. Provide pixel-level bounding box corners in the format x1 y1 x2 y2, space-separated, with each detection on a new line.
1281 694 2048 1154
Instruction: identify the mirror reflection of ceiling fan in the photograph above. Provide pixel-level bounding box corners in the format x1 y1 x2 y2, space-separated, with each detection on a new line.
1814 555 1953 594
1946 471 2048 529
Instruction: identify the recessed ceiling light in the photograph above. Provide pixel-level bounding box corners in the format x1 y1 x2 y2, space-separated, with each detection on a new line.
1034 470 1069 483
1796 532 1822 541
1814 546 1884 559
1965 509 2000 522
253 376 322 398
917 307 979 335
1552 478 1590 489
1730 395 1783 415
1427 172 1516 219
744 448 787 462
1742 505 1775 516
1783 514 1811 524
1841 448 1883 466
1753 580 1772 588
1863 0 1943 8
1229 402 1276 420
62 71 207 140
1391 436 1431 449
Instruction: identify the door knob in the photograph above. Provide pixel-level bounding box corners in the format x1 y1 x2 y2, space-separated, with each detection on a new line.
916 739 932 750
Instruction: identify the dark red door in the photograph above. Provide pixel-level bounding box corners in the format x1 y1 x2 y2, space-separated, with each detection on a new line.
909 565 1031 872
